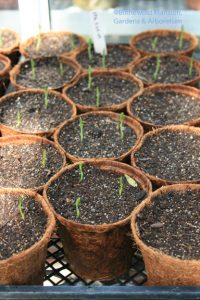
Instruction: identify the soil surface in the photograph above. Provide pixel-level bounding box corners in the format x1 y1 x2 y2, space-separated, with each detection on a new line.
58 114 137 159
66 75 139 107
15 57 76 89
47 164 147 225
132 56 198 85
131 91 200 126
0 192 47 260
137 188 200 260
0 61 5 70
0 143 63 189
76 45 135 69
134 130 200 182
0 30 16 49
24 34 81 58
0 91 73 133
135 34 191 53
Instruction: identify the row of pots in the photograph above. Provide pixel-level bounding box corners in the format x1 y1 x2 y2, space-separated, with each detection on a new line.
1 161 199 286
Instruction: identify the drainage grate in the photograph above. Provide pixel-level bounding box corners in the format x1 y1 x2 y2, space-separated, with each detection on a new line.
44 237 147 287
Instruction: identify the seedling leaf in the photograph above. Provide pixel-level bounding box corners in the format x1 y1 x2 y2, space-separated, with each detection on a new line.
88 65 92 89
79 162 84 182
41 149 47 168
151 36 158 51
75 196 81 218
17 111 21 128
59 62 64 77
79 117 84 142
125 175 138 187
119 176 123 196
153 54 161 81
96 86 100 107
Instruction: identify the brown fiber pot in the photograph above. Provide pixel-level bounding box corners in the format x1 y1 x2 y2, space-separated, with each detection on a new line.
73 44 140 72
0 135 66 191
0 53 11 77
127 84 200 131
54 111 143 163
187 0 200 10
131 125 200 186
0 188 55 285
129 29 199 56
129 54 200 87
20 31 86 58
10 56 81 91
43 160 152 281
0 89 77 137
63 70 143 113
131 184 200 286
0 28 20 56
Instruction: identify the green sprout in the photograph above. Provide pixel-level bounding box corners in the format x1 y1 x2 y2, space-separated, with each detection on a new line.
70 34 75 49
59 62 64 77
79 117 84 142
179 25 184 50
153 54 161 81
189 57 194 77
41 149 47 168
44 86 49 109
87 37 93 60
119 176 123 196
0 32 3 47
75 196 81 218
18 196 25 220
119 112 125 139
96 86 100 107
17 111 21 128
102 49 106 68
124 175 138 187
30 58 36 80
79 162 84 182
151 36 158 51
88 65 92 89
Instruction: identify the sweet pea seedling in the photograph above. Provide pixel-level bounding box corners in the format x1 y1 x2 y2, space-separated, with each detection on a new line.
79 117 84 142
179 25 184 50
79 162 84 182
125 175 138 187
41 149 47 168
70 34 75 49
102 49 106 68
87 37 93 60
96 86 100 107
75 196 81 218
17 111 21 128
119 176 123 196
18 195 25 220
153 54 161 81
44 86 49 109
151 37 158 51
189 57 194 77
88 65 92 89
59 62 64 77
119 112 125 139
30 58 36 80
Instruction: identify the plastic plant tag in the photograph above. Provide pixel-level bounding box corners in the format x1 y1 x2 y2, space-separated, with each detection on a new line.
90 10 107 55
125 175 138 187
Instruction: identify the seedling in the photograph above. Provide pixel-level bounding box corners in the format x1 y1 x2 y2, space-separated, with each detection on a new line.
179 25 184 49
59 61 64 77
87 37 93 60
119 176 123 196
102 49 106 68
18 196 25 220
41 149 47 168
75 196 81 218
70 34 75 49
79 117 84 142
125 175 138 187
36 25 42 51
79 162 84 182
44 86 49 109
96 86 100 107
88 65 92 89
30 58 36 80
0 32 3 47
17 111 21 128
153 54 161 81
119 112 125 139
189 57 194 77
151 36 158 51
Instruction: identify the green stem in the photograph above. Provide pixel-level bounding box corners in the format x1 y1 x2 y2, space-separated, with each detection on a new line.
96 87 100 107
88 65 92 89
59 62 64 77
153 54 161 81
79 162 84 182
18 196 25 220
30 58 36 80
189 57 194 77
119 176 123 196
79 117 84 142
75 196 81 218
17 111 21 128
179 25 184 49
41 149 47 168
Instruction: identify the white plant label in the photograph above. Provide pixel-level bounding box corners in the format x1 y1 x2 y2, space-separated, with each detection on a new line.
90 10 107 55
